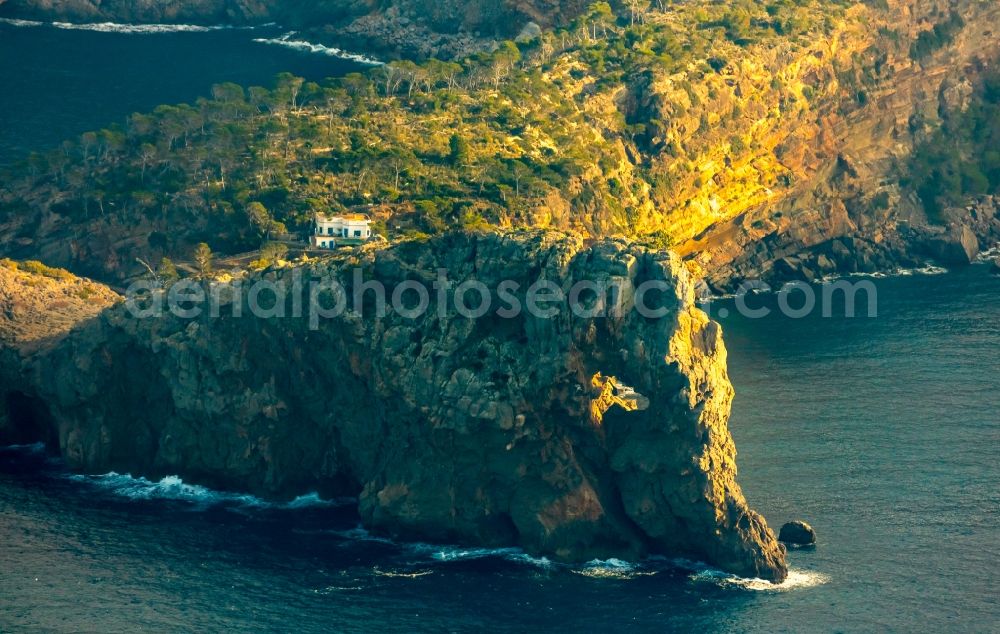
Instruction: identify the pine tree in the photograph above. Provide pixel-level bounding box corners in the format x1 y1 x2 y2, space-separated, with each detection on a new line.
193 243 213 279
159 257 179 282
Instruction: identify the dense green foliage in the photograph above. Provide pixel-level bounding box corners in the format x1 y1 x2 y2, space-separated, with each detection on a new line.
909 10 964 62
908 74 1000 221
0 0 877 267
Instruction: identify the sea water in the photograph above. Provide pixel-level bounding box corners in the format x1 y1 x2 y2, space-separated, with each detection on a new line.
0 18 370 163
1 267 997 631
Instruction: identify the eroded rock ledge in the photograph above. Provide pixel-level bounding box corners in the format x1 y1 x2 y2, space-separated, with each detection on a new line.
0 232 787 581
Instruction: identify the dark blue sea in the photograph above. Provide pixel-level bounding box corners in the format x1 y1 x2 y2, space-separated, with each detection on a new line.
0 18 370 163
1 19 999 633
2 267 997 632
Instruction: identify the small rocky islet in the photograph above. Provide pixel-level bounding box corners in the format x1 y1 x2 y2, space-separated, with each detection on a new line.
779 521 818 547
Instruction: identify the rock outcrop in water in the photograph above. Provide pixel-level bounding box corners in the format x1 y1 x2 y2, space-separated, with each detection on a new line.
778 521 817 547
0 232 787 581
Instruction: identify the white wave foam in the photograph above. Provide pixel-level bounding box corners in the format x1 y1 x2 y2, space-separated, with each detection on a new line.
70 472 267 506
67 472 344 510
892 264 949 277
0 441 47 452
283 492 355 509
326 526 396 544
52 21 227 34
253 32 382 65
976 243 1000 262
373 567 434 578
690 567 829 592
314 584 365 593
573 558 659 579
410 544 522 561
2 17 278 33
0 17 45 27
702 260 956 300
402 542 554 568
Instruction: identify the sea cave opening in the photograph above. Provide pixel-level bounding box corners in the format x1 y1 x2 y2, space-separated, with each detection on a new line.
1 391 55 447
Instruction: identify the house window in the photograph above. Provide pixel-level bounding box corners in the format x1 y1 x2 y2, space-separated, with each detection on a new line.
342 228 348 237
327 227 334 235
320 241 326 248
354 230 362 237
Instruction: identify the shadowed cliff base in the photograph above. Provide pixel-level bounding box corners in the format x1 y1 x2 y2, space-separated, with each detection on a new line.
0 233 787 581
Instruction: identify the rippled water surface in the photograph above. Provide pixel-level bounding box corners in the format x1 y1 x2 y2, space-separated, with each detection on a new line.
0 21 998 629
0 19 367 163
2 268 997 631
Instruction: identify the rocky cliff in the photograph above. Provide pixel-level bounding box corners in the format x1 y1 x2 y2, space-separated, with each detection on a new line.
675 0 1000 290
0 0 585 58
3 0 998 290
0 232 787 580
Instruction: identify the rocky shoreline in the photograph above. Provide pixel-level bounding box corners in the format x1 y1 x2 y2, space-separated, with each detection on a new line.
0 0 567 59
693 196 1000 294
0 232 789 581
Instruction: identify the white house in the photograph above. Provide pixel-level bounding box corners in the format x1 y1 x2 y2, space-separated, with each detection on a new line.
310 213 372 249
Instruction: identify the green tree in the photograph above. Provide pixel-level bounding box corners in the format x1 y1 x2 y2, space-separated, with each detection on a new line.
159 257 179 282
193 243 213 279
449 134 471 166
261 242 289 266
246 202 272 239
588 2 615 38
274 72 305 111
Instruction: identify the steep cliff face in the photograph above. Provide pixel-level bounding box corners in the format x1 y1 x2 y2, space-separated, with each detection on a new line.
676 0 1000 290
0 258 120 443
0 232 787 580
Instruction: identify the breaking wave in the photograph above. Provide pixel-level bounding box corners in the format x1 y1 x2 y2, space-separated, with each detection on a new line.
690 567 830 592
976 243 1000 262
317 531 557 568
323 526 396 545
572 558 659 579
0 441 47 453
294 529 828 585
373 568 434 578
819 264 948 282
0 18 265 33
252 32 382 65
408 543 553 568
862 264 948 278
0 17 45 27
53 22 216 33
23 450 827 590
67 471 349 510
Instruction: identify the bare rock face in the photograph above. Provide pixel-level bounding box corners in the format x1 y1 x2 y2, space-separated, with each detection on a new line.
0 232 787 581
927 225 980 266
